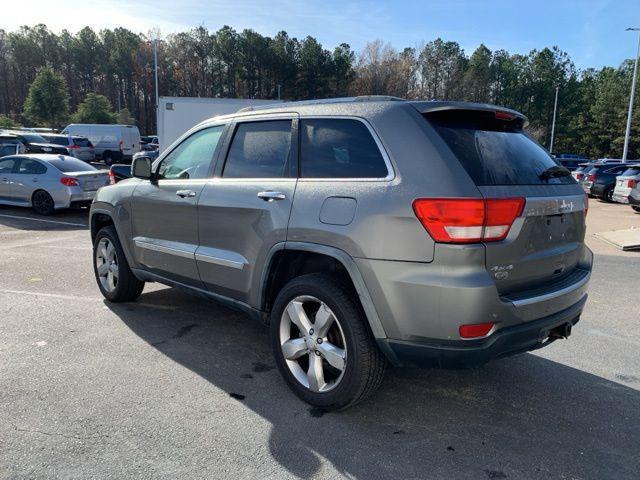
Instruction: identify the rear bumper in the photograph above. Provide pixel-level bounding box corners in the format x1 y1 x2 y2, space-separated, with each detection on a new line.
612 191 630 203
378 295 586 368
54 189 97 209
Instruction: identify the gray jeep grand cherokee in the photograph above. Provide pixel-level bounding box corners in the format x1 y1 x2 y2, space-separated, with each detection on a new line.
90 97 592 410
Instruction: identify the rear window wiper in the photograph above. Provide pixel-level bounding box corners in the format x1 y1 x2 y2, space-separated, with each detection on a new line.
539 165 571 181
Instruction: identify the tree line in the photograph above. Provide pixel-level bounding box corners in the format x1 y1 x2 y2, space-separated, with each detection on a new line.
0 24 638 159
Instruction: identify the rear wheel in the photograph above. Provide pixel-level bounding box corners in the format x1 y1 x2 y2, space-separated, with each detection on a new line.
31 190 55 215
103 151 115 166
93 226 144 302
270 273 386 410
632 206 640 213
604 187 614 203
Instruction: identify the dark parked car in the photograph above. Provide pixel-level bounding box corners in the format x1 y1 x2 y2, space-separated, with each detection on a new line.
581 164 629 197
590 164 640 202
3 131 68 155
556 155 589 171
108 164 131 184
90 97 591 409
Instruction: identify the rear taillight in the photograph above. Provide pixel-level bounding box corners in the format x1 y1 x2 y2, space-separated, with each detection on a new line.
108 169 116 185
576 173 584 180
68 144 80 149
629 179 638 189
587 174 596 182
60 177 79 187
459 322 495 339
412 197 525 244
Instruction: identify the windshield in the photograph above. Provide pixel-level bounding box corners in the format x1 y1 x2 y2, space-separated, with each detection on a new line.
426 110 575 186
47 157 97 173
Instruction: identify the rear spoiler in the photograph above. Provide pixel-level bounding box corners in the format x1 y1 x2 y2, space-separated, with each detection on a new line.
409 101 528 126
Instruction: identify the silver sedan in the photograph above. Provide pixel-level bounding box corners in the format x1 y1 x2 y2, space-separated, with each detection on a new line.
0 154 109 215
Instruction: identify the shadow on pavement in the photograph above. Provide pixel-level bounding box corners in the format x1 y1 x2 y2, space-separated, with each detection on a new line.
108 288 640 479
0 205 88 231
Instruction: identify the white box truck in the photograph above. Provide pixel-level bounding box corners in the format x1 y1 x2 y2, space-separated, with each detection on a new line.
158 97 281 153
62 124 141 165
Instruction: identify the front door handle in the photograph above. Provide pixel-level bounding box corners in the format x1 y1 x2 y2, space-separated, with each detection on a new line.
176 189 196 198
257 191 286 202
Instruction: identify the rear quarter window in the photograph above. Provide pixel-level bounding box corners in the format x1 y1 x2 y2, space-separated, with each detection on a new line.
300 118 389 178
426 110 574 186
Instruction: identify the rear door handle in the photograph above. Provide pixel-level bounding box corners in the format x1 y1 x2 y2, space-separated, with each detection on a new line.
176 189 196 198
257 191 286 202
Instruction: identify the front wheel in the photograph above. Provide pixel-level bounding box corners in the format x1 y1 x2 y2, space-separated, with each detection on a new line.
93 226 144 302
270 273 386 410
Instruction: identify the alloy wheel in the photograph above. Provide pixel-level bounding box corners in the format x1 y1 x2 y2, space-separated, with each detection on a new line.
279 295 347 393
96 238 119 292
32 191 53 214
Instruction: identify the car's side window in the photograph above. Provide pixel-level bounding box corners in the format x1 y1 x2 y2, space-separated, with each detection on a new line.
157 125 226 180
16 159 47 175
300 118 389 179
0 157 17 173
222 120 292 179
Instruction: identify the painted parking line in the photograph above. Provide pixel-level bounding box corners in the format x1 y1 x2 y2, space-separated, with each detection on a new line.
0 288 101 302
0 213 87 228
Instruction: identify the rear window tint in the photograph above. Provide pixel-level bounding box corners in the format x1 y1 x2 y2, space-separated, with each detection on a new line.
223 120 292 178
426 110 574 186
621 167 640 176
300 118 389 178
47 157 97 172
73 137 91 147
44 136 69 146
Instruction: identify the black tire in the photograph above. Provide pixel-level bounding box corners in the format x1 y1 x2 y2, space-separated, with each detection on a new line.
604 187 614 203
103 151 114 166
93 226 144 302
31 190 55 215
632 206 640 213
270 273 386 410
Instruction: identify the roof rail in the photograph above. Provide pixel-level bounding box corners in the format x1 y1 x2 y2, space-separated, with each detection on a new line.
353 95 407 102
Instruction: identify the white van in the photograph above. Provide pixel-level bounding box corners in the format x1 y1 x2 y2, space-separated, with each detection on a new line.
61 124 141 165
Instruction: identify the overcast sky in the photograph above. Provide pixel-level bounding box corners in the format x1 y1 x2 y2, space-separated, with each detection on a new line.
4 0 639 69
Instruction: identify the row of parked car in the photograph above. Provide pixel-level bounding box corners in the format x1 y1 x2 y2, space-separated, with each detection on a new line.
570 160 640 212
0 125 157 165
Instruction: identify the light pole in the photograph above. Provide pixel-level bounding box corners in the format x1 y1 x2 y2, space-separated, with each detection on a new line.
623 27 640 162
153 37 159 136
550 85 559 154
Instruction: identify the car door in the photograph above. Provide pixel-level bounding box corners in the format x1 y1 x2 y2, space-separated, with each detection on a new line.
131 124 228 287
12 158 48 203
196 115 298 305
0 156 19 202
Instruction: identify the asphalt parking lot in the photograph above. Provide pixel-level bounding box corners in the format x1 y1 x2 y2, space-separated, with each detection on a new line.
1 201 639 479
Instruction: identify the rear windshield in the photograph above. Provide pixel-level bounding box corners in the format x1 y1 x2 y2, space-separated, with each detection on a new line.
426 110 574 186
47 157 97 172
73 137 92 147
620 166 640 176
20 133 48 143
43 136 69 146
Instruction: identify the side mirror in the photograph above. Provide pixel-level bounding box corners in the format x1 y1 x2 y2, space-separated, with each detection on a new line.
131 156 153 180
